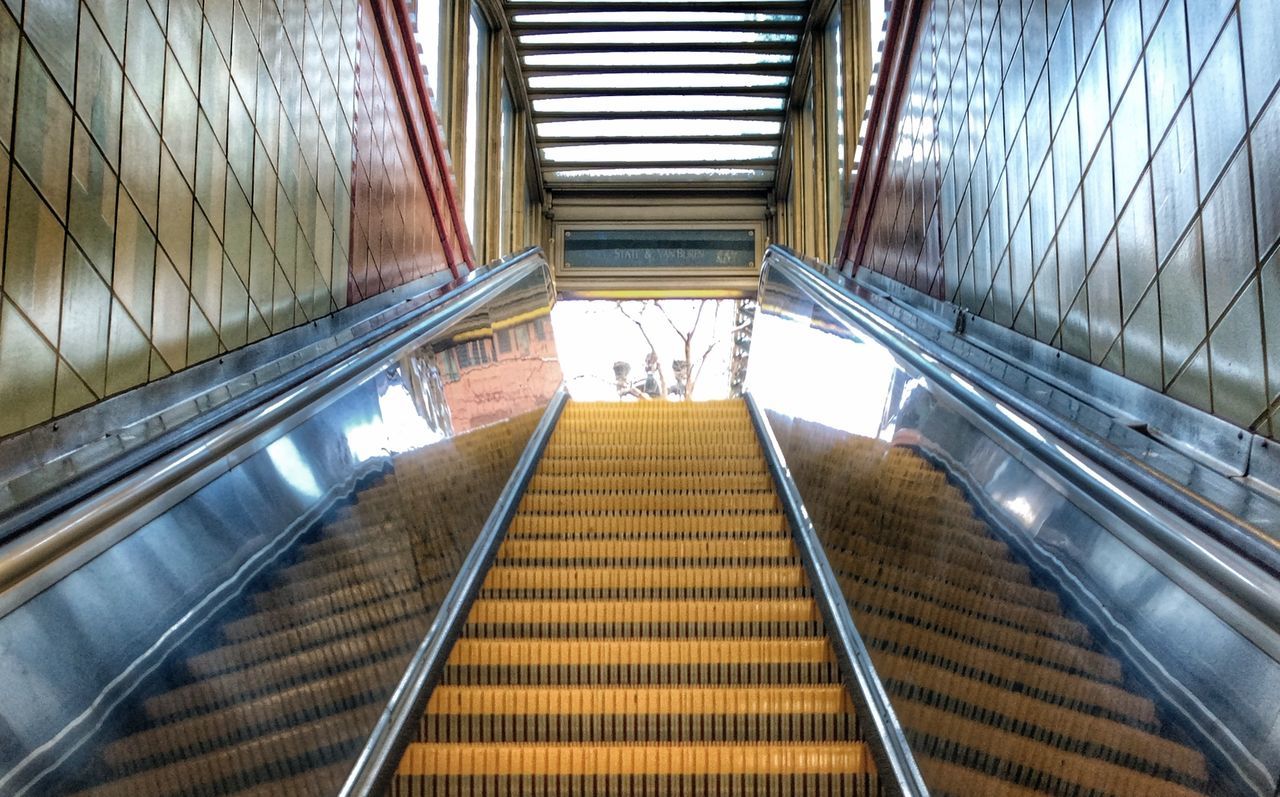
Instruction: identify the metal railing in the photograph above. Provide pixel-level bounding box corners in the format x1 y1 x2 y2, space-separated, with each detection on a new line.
762 244 1280 649
0 248 549 618
340 387 568 796
745 392 930 797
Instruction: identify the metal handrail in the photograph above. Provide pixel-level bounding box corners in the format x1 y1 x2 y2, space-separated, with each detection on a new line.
341 387 568 797
745 393 929 796
762 244 1280 637
0 248 549 617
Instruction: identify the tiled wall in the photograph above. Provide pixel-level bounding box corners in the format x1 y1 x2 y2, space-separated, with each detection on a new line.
861 0 1280 437
348 0 451 303
0 0 460 439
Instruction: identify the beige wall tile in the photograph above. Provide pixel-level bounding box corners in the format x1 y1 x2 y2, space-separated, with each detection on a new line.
59 244 111 395
151 250 189 371
14 42 72 218
0 299 56 435
5 170 65 341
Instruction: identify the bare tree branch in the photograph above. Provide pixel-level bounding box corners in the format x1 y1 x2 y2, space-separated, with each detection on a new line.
655 301 689 343
690 300 707 343
617 301 668 397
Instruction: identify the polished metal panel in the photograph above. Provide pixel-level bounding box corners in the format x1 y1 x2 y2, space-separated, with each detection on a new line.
0 255 563 795
745 393 929 797
751 246 1280 796
852 266 1280 529
0 251 547 616
0 268 455 538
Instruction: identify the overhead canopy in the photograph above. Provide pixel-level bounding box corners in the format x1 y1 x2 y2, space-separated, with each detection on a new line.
506 0 810 191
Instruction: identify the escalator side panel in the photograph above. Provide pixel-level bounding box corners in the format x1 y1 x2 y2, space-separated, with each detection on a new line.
1 264 563 796
748 263 1275 796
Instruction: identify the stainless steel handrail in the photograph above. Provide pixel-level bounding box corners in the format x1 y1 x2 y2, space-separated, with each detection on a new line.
763 244 1280 637
340 387 569 797
0 248 549 616
745 393 930 797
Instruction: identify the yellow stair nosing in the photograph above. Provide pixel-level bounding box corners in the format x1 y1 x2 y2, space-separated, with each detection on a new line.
395 742 873 776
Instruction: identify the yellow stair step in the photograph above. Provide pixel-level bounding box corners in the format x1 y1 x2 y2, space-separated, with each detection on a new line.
496 539 795 560
395 742 873 776
464 599 821 625
446 638 834 667
425 686 852 716
481 566 807 591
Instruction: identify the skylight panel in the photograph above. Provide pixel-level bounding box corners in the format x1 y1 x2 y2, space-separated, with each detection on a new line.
537 119 783 138
512 11 803 23
533 95 786 113
541 143 776 162
519 31 799 45
545 167 774 181
528 73 789 89
524 51 794 67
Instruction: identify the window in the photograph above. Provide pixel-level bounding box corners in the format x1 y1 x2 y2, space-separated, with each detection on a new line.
498 83 515 255
826 6 846 258
410 0 443 110
464 5 489 247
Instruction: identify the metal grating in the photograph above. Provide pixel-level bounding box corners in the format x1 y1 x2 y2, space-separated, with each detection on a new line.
506 0 811 188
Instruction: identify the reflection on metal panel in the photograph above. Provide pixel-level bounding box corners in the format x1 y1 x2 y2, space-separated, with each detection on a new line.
563 228 757 268
0 263 563 795
749 258 1280 797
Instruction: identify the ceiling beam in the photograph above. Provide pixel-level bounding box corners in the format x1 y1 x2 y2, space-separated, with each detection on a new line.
522 63 795 76
544 178 774 190
509 1 805 13
543 159 775 169
510 21 802 34
527 85 789 99
539 135 782 146
533 109 786 120
518 41 796 54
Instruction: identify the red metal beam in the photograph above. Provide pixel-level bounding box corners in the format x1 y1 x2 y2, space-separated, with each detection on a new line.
363 0 477 277
835 0 930 275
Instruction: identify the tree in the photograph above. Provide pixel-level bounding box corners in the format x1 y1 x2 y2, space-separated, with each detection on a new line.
612 299 749 401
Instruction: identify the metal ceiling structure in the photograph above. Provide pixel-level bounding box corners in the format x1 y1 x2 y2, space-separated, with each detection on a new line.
502 0 812 191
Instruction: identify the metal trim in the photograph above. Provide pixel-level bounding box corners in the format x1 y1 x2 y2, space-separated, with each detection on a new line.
0 249 549 618
744 392 929 797
522 64 796 77
0 272 457 541
539 135 783 146
763 244 1280 637
510 0 806 12
340 387 569 797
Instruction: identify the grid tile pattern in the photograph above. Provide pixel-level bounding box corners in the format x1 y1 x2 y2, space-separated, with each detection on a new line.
0 0 358 437
862 0 1280 438
348 0 449 303
0 0 460 440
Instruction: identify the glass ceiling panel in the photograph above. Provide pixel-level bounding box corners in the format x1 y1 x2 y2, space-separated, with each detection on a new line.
509 0 802 4
520 31 798 45
537 119 782 138
534 95 785 113
529 73 789 89
524 51 794 66
512 11 803 23
542 143 776 162
546 167 773 181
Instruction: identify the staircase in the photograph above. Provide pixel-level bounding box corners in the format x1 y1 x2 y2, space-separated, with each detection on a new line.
389 400 878 795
